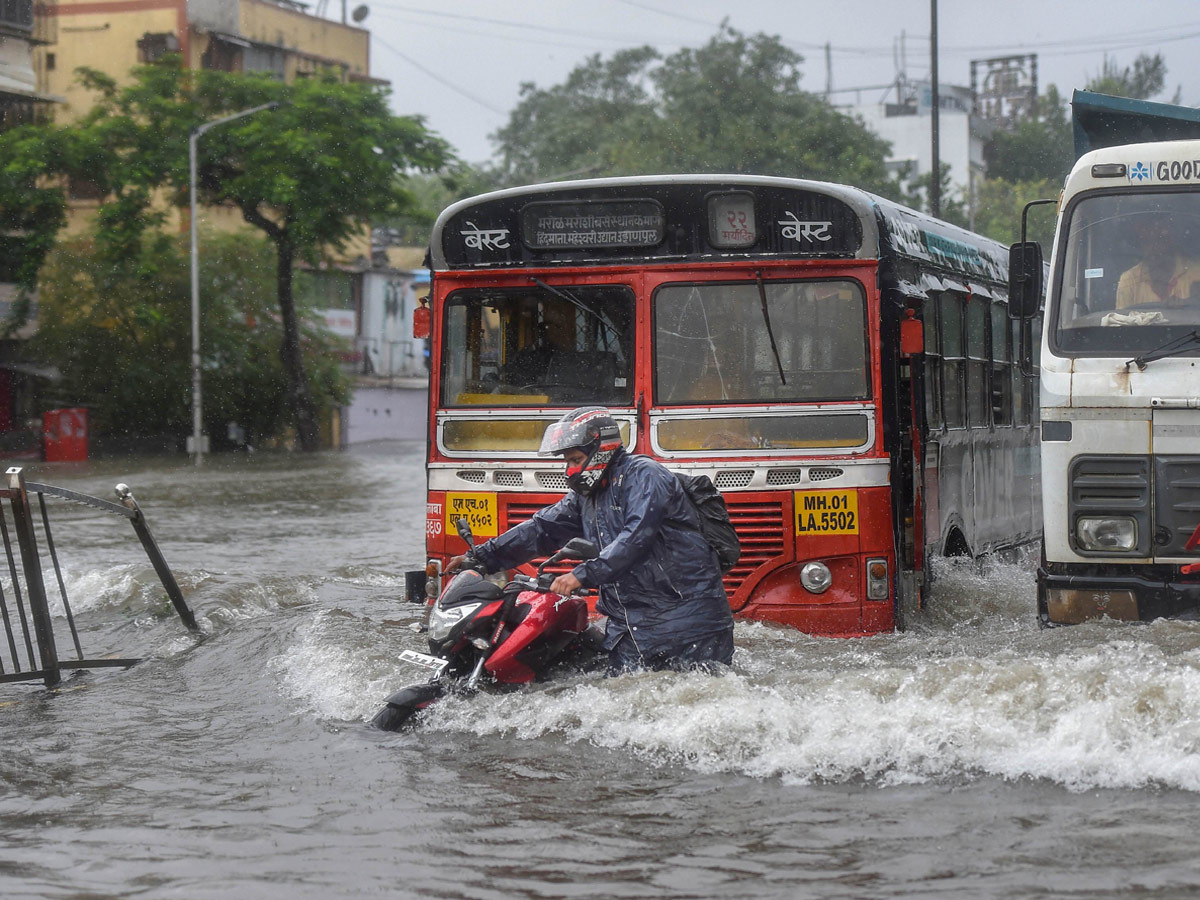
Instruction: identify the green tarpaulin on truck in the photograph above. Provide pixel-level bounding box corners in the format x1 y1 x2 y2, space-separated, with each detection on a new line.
1073 89 1200 158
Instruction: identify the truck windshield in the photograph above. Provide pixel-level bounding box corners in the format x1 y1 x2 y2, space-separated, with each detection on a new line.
442 285 635 407
1055 190 1200 354
653 279 869 404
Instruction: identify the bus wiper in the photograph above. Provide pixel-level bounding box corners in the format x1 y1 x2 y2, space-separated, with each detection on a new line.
755 272 787 385
531 277 612 351
1127 330 1200 371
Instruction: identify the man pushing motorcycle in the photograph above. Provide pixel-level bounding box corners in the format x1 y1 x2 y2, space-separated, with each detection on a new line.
446 406 735 673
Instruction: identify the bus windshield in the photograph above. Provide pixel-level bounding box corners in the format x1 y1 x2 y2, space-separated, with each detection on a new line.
442 285 635 407
653 279 869 404
1055 190 1200 354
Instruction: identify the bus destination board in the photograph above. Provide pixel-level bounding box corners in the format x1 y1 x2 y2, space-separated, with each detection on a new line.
520 200 665 250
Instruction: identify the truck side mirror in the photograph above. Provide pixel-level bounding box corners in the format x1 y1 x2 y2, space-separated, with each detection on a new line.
1008 241 1043 320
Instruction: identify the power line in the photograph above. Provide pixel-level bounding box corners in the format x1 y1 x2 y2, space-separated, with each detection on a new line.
372 32 506 114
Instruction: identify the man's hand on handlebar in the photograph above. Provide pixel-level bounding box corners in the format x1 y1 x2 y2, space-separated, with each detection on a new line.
445 554 475 575
550 572 582 596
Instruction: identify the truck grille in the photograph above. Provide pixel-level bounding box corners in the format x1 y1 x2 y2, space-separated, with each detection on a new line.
1155 455 1200 555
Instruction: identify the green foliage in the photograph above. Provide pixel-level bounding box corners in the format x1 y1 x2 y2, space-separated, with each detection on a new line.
379 164 498 248
983 85 1074 184
0 126 70 288
1086 52 1175 103
32 231 348 442
36 56 451 449
490 24 897 194
970 177 1061 248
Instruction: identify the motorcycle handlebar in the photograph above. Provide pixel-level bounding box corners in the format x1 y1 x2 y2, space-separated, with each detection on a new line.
508 572 582 596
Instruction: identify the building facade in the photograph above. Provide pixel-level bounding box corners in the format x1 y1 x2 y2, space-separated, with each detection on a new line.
843 81 992 228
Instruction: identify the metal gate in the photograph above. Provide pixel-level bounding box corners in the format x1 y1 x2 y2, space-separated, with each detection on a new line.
0 466 197 686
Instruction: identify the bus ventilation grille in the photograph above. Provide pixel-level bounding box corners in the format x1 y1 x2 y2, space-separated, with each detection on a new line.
506 502 576 576
724 498 786 592
536 471 569 491
456 470 486 484
714 470 754 489
765 468 805 486
808 467 844 482
494 471 524 487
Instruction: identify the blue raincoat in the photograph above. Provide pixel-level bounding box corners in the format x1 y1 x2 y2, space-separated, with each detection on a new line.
472 448 734 659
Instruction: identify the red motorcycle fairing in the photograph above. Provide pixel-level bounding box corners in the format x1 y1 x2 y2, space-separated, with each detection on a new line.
485 590 589 684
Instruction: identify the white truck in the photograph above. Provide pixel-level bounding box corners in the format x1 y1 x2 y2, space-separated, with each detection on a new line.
1010 91 1200 624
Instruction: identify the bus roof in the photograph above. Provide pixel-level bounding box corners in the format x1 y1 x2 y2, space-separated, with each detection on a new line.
428 174 1009 287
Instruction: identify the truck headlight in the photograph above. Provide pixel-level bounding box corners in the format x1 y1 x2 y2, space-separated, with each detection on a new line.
1075 516 1138 552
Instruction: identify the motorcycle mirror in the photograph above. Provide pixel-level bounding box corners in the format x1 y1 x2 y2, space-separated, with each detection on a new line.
537 538 599 575
561 538 599 560
455 517 475 549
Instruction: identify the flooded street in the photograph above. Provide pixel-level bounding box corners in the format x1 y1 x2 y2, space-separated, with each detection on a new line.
3 443 1200 899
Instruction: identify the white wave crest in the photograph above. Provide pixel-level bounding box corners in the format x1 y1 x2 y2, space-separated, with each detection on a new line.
416 621 1200 793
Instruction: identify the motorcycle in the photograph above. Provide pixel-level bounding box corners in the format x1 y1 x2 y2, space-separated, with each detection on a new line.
371 519 603 731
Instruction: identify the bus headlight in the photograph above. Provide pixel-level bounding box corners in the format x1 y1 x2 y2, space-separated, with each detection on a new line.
800 562 832 594
1075 516 1138 552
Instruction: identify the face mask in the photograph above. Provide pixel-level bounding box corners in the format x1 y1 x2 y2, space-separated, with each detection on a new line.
565 441 620 495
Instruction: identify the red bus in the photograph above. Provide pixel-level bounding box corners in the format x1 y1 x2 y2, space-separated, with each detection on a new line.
411 175 1041 634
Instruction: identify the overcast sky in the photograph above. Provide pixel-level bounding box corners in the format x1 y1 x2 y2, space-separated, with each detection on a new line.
344 0 1200 165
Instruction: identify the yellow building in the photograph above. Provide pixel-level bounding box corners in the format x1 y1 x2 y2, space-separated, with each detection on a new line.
38 0 373 122
36 0 381 349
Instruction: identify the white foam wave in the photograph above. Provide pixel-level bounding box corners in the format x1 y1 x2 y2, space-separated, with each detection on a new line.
415 621 1200 793
272 609 427 721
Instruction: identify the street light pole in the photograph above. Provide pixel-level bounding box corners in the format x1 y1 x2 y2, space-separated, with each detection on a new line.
189 102 278 465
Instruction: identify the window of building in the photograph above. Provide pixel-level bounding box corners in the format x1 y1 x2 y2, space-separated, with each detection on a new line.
137 32 179 64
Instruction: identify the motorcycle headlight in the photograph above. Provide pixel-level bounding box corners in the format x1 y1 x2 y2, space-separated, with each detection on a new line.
1075 516 1138 552
428 601 482 643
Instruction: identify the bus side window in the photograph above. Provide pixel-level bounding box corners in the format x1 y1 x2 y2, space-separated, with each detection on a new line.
939 292 966 429
966 294 989 428
991 301 1012 426
922 296 943 430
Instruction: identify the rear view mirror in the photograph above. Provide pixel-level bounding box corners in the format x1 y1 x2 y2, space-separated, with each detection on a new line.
561 538 599 560
538 538 599 575
1008 241 1043 320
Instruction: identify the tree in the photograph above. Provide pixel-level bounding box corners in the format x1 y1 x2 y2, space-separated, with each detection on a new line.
983 85 1074 184
62 59 450 450
1086 52 1177 103
985 54 1177 188
33 230 349 444
490 24 897 195
0 126 70 292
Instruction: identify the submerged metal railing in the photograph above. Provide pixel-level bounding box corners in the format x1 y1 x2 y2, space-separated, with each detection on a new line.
0 466 197 687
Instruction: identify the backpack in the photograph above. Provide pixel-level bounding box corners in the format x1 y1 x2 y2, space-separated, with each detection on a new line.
673 472 741 574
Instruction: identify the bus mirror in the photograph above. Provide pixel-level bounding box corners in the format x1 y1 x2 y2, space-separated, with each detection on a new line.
1008 242 1043 320
413 296 431 339
900 310 923 356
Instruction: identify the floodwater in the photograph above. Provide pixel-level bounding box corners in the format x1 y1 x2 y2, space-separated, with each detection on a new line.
3 443 1200 899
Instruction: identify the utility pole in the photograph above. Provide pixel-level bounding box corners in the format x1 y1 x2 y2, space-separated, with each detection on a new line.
189 102 278 465
930 0 941 219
